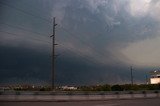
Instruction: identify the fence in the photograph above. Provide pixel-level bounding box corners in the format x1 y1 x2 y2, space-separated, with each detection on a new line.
0 90 160 101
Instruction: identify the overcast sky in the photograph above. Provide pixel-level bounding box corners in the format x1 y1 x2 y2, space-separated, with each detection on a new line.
0 0 160 86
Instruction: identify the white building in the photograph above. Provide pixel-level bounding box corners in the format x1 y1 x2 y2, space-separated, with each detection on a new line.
61 86 77 90
150 70 160 84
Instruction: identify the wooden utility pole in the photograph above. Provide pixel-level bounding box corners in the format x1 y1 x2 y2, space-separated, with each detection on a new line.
130 66 133 85
51 17 57 90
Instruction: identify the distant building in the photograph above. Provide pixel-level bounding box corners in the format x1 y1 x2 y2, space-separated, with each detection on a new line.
61 86 77 90
150 70 160 84
0 86 10 91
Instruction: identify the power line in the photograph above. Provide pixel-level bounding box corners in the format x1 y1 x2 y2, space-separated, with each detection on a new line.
0 0 109 41
0 1 102 64
0 30 99 70
0 1 51 23
0 22 48 37
0 30 20 37
54 28 101 65
57 26 109 62
55 28 104 65
57 26 95 50
58 26 99 50
58 44 100 65
15 0 53 20
0 26 100 66
0 30 51 45
0 0 110 67
0 1 108 39
0 1 107 53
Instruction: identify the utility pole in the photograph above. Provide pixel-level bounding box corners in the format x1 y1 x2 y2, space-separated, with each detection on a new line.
130 66 133 85
51 17 57 90
146 75 148 84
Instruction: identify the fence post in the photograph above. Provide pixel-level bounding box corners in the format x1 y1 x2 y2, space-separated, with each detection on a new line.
100 92 105 100
129 91 134 98
154 91 159 98
115 92 120 99
142 91 147 98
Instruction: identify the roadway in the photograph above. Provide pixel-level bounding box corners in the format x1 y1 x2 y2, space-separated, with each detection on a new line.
0 98 160 106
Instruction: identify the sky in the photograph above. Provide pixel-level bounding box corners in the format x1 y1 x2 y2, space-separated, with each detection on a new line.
0 0 160 86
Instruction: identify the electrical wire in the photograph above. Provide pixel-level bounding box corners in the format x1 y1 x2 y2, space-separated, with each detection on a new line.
0 22 49 37
0 1 108 65
0 1 51 23
0 30 51 45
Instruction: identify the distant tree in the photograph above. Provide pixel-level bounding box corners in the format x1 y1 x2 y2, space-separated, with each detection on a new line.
148 84 160 90
111 85 123 91
79 86 92 91
131 84 140 91
91 84 111 91
101 84 111 91
122 84 132 91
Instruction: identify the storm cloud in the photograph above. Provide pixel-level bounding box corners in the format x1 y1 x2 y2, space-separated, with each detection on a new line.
0 0 160 85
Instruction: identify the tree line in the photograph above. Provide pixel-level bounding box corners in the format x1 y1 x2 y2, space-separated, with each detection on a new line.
78 84 160 91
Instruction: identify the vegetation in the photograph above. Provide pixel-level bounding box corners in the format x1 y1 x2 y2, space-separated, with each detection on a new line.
6 84 160 91
79 84 160 91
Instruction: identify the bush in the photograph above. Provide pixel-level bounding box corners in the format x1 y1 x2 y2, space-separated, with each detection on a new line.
111 85 123 91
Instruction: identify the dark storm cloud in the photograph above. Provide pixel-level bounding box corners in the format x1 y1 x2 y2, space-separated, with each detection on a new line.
55 0 160 66
0 44 131 85
0 0 160 85
0 45 51 84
